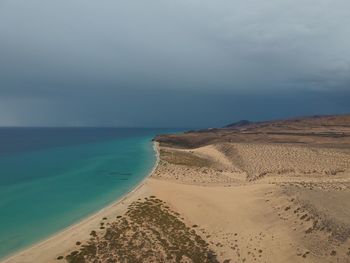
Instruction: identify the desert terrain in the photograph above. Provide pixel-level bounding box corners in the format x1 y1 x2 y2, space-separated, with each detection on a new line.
3 114 350 263
151 114 350 262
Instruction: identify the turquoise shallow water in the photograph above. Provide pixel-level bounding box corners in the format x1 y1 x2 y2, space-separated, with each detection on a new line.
0 128 173 259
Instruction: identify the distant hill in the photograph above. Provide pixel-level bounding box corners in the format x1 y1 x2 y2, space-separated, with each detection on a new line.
223 114 350 131
155 114 350 148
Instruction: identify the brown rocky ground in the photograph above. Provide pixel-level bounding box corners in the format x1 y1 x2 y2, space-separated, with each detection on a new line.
155 114 350 149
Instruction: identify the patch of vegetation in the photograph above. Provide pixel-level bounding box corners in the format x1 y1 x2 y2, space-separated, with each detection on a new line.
65 197 218 263
160 149 212 168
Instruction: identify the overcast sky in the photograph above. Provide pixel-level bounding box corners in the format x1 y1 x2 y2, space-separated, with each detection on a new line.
0 0 349 127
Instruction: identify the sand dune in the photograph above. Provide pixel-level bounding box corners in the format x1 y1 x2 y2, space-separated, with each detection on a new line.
148 141 350 262
150 115 350 262
149 179 312 262
216 142 350 180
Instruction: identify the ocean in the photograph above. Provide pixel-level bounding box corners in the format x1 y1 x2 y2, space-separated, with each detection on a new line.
0 128 174 259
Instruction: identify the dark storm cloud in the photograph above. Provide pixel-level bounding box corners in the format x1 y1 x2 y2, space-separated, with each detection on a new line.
0 0 349 127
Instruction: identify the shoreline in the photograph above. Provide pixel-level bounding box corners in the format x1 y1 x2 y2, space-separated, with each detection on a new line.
1 141 160 263
4 121 350 262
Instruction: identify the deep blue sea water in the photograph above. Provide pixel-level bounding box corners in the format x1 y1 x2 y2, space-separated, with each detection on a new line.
0 128 175 259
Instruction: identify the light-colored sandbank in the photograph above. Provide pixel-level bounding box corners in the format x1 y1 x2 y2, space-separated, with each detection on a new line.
1 143 160 263
149 179 297 262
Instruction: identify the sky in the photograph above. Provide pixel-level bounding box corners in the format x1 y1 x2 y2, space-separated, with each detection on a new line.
0 0 349 128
